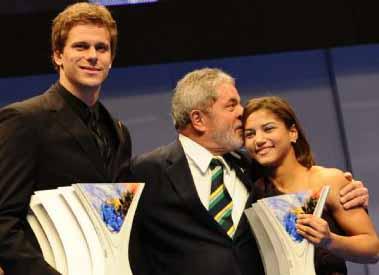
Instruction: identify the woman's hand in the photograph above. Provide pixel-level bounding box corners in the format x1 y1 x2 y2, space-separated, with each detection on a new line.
296 214 332 248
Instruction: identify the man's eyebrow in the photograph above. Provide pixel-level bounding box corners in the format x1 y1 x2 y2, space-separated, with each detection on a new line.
95 42 110 48
226 98 239 104
71 41 88 45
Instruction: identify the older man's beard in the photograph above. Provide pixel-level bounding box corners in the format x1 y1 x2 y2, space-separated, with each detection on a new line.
212 124 243 153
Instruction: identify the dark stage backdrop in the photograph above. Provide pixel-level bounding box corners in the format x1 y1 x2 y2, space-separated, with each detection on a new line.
1 44 378 275
2 1 379 77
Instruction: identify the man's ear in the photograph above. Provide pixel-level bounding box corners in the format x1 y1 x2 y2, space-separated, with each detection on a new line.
53 50 63 68
189 110 207 132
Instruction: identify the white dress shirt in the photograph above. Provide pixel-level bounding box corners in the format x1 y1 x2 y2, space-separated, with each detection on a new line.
179 134 249 227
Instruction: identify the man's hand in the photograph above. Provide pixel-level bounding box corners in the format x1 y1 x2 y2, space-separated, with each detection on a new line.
340 172 369 210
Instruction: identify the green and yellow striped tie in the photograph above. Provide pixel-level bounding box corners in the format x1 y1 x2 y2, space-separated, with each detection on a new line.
209 158 235 238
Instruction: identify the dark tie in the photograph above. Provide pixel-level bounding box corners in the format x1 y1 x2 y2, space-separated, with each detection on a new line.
88 109 111 166
208 158 235 238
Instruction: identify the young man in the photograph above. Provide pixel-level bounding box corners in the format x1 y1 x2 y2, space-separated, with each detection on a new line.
121 68 369 275
0 3 131 274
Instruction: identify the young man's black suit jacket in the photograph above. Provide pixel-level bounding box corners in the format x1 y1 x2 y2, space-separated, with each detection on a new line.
0 83 132 275
122 140 264 275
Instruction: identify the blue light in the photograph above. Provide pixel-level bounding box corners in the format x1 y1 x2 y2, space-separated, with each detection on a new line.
89 0 158 6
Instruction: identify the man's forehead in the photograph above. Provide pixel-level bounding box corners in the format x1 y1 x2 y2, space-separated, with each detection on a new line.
216 83 240 100
67 24 110 38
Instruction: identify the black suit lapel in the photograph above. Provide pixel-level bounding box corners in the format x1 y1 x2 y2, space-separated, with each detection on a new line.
165 141 228 237
233 192 256 241
236 166 259 241
43 87 107 178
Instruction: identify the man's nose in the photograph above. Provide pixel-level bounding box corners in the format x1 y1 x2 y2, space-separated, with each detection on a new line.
238 104 243 115
86 47 98 63
236 104 243 118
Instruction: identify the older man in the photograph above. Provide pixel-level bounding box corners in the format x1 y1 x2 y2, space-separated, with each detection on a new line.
120 68 368 275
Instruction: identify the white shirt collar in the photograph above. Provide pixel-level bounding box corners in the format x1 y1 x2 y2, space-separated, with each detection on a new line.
179 134 231 174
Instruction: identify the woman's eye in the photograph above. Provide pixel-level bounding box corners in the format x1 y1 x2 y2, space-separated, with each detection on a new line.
264 126 275 132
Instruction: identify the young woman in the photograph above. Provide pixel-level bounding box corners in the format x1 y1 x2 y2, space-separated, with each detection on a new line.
243 96 379 275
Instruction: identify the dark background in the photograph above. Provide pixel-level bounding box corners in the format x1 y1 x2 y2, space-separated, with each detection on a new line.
1 1 379 77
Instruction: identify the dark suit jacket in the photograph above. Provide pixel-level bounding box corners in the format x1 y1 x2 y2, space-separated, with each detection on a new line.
122 140 264 275
0 83 132 275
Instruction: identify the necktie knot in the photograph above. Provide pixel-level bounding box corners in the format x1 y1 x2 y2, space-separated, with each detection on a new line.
209 158 223 171
88 108 100 124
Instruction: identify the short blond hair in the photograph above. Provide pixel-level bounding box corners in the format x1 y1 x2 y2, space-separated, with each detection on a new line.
51 2 117 70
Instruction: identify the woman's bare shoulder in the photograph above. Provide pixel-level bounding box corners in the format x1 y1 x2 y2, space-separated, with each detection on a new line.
309 165 348 189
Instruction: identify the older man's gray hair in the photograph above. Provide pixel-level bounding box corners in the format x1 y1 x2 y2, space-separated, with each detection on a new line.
171 68 235 130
